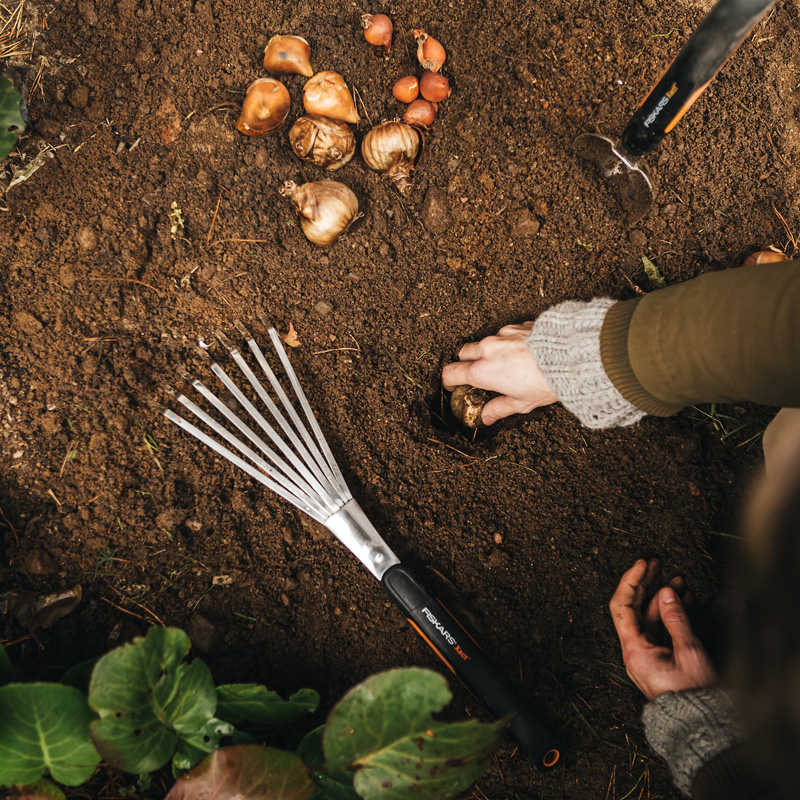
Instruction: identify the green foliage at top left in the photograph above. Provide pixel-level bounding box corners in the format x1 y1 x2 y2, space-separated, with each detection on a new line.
0 76 25 160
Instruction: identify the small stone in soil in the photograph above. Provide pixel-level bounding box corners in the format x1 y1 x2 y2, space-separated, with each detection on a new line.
421 186 452 235
189 612 225 653
314 300 333 316
76 226 98 250
511 210 540 237
493 532 503 545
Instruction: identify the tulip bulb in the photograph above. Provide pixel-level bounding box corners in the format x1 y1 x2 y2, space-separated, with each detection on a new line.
303 71 360 124
403 99 437 129
236 78 291 137
392 76 419 103
361 13 393 51
420 71 451 102
742 248 789 265
289 114 356 171
361 121 422 196
413 29 446 72
280 180 360 246
263 35 313 77
450 385 490 429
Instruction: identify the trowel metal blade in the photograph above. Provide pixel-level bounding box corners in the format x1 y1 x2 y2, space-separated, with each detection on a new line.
574 132 654 225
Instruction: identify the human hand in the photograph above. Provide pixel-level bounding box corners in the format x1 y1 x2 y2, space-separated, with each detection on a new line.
609 559 718 701
441 323 557 425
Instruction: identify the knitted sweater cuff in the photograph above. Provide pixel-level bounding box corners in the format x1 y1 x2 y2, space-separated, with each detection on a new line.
527 299 646 429
642 689 746 796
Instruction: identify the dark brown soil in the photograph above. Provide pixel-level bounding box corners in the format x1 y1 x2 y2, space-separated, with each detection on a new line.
2 0 798 797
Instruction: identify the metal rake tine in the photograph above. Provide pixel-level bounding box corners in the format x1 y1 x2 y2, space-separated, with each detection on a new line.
217 329 345 504
172 379 331 517
198 354 342 515
238 320 350 502
267 327 351 498
157 403 328 524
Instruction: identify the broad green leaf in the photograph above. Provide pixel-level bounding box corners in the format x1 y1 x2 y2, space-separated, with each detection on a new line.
216 684 319 725
310 772 360 800
182 717 235 754
0 683 100 787
0 645 12 685
153 660 216 734
60 658 97 692
88 627 217 773
172 740 208 777
6 778 66 799
299 729 358 800
0 76 25 160
165 745 315 800
324 668 505 800
297 726 326 770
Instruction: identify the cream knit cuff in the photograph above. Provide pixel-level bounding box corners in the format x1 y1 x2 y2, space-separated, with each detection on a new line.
526 299 645 429
642 689 746 796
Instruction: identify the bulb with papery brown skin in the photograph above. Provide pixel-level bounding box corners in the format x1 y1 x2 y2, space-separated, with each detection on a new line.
413 29 446 72
263 35 313 77
236 78 291 137
303 71 360 124
361 121 422 196
279 180 360 246
289 115 356 171
392 76 419 103
420 71 450 102
403 99 437 129
742 249 789 265
361 13 393 51
450 385 491 429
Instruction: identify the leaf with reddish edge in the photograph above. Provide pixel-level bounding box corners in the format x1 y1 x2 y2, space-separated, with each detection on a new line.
6 779 66 800
165 745 315 800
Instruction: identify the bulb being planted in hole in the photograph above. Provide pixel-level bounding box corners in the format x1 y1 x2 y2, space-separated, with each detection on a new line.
279 179 361 247
361 13 393 51
236 78 290 137
742 248 789 265
263 34 313 77
450 385 491 429
303 71 360 124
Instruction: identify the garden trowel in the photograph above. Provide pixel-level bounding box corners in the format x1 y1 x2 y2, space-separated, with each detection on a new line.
575 0 776 223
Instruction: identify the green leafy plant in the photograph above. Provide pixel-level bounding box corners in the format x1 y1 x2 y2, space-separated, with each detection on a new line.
0 630 504 800
0 76 25 160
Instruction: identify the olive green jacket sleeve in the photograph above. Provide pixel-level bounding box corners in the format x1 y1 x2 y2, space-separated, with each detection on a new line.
600 261 800 415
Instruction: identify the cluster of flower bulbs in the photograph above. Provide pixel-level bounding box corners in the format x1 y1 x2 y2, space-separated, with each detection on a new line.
235 20 449 246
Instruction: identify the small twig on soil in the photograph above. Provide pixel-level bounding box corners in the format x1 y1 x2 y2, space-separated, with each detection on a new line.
0 504 19 546
206 194 222 247
59 440 79 478
88 277 161 295
47 488 62 508
101 596 148 621
208 237 273 247
771 203 798 254
605 763 617 800
351 85 373 127
111 586 166 627
765 130 790 168
202 271 247 297
312 335 362 355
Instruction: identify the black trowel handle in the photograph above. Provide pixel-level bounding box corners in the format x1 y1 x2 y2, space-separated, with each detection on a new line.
622 0 776 157
381 563 562 771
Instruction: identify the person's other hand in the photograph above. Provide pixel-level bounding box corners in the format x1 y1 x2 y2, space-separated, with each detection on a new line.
609 559 718 700
441 323 557 425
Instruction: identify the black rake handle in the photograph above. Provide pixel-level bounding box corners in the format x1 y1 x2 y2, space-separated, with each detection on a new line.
381 564 562 771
